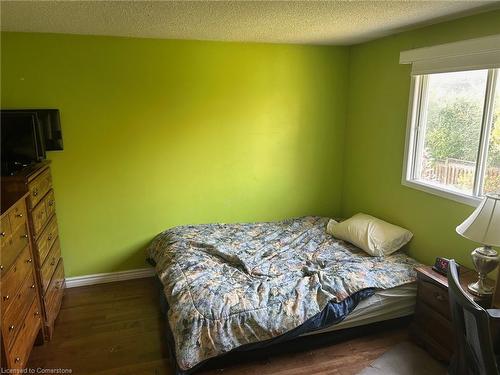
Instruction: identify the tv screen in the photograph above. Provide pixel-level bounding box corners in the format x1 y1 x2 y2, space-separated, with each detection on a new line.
1 111 46 163
2 109 63 151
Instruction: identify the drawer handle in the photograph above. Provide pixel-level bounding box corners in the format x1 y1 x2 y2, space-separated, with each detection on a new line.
15 213 23 218
35 311 40 316
0 265 3 271
51 258 56 266
26 258 33 263
14 357 20 363
435 293 445 302
48 201 54 207
21 234 28 239
31 284 35 289
9 325 14 331
0 232 5 237
33 189 39 196
48 234 53 241
4 295 9 301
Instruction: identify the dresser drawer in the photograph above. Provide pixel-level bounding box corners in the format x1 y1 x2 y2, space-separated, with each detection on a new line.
8 199 27 233
1 222 30 277
0 215 12 272
418 277 450 320
7 298 42 370
1 245 34 315
45 259 65 325
41 239 61 294
27 169 52 209
10 223 31 262
1 271 37 350
44 190 56 219
35 216 59 265
31 201 48 238
1 214 11 236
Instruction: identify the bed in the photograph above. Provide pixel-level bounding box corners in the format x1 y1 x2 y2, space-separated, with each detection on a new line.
146 216 420 374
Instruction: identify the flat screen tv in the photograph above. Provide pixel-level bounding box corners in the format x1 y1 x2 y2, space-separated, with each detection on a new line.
2 109 63 151
1 111 46 166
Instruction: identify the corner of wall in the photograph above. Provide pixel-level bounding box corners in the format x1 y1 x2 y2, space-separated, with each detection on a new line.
338 44 355 219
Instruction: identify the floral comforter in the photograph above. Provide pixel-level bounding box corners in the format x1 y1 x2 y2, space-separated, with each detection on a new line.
147 216 419 371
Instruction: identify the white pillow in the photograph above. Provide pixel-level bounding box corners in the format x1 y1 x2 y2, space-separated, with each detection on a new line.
326 213 413 256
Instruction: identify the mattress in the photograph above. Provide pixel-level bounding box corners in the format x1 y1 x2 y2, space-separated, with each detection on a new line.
303 282 417 336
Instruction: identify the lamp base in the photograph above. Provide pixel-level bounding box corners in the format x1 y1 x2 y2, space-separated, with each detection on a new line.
468 280 493 296
468 245 499 297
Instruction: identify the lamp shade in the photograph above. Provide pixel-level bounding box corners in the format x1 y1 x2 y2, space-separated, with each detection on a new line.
456 193 500 246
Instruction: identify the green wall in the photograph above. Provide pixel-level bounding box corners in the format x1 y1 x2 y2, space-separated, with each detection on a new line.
1 33 349 276
342 10 500 268
2 10 500 277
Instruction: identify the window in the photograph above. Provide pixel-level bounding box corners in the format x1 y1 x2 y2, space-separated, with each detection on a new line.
401 36 500 206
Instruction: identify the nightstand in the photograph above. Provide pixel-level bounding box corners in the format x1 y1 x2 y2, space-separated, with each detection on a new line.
410 265 493 362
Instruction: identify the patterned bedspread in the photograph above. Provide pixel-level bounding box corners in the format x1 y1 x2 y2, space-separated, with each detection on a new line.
147 216 419 371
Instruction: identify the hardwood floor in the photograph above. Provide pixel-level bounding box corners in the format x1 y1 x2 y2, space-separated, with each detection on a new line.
28 277 409 375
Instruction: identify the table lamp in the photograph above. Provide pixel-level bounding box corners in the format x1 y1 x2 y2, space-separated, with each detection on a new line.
456 193 500 296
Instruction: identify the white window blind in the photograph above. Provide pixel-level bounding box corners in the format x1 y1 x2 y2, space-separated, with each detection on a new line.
400 35 500 75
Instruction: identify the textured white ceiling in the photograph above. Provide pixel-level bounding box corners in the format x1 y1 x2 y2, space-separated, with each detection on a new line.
0 1 498 45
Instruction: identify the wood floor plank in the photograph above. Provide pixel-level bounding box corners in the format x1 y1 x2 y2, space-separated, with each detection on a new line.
27 277 408 374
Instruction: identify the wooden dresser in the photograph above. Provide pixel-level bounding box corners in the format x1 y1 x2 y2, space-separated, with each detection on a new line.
411 265 492 362
0 191 44 369
3 161 65 341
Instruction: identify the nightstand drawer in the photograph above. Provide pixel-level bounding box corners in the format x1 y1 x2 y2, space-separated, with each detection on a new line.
418 278 450 319
415 301 454 355
412 265 492 363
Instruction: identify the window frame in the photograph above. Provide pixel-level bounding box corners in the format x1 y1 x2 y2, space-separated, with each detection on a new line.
402 68 498 207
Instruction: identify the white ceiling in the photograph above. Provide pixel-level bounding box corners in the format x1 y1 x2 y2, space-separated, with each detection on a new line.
0 1 498 46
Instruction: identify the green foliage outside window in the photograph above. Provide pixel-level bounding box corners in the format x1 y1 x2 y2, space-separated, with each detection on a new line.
423 96 500 194
426 98 500 169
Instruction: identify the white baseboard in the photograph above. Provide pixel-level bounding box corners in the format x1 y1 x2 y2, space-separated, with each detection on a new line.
65 267 156 288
